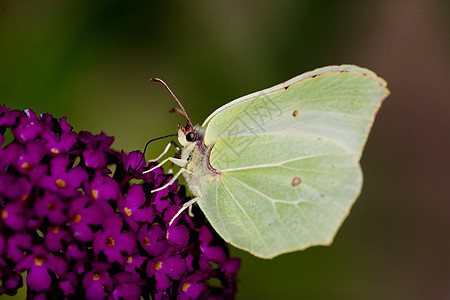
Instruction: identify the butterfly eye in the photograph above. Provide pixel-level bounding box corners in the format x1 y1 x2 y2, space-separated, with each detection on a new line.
186 132 196 142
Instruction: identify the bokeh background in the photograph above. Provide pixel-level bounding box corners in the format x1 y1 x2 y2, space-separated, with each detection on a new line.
1 1 449 299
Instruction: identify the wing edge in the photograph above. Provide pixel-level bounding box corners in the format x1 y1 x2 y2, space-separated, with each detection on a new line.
202 65 389 127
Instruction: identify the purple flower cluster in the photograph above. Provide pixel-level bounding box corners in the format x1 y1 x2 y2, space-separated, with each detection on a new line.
0 106 240 299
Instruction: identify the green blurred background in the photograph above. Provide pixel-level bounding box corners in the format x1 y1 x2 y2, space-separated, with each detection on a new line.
1 1 449 299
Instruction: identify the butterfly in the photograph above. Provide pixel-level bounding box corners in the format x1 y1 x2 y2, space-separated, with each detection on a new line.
146 65 389 258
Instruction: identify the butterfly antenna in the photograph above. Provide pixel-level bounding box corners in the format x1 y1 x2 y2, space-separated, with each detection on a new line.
134 133 178 170
150 78 194 129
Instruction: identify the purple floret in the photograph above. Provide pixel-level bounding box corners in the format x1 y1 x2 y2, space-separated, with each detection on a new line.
0 106 240 299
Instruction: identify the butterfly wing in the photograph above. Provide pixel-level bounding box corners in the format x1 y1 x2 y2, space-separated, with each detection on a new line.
203 65 388 160
196 65 389 258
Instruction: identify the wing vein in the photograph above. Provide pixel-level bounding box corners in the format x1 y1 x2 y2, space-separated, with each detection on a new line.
226 176 303 246
220 180 268 253
214 183 232 242
302 110 372 121
222 153 331 172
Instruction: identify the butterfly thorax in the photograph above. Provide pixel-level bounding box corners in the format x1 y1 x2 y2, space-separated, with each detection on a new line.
177 128 220 197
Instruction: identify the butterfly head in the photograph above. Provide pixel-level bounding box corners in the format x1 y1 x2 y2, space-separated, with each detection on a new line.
177 124 205 147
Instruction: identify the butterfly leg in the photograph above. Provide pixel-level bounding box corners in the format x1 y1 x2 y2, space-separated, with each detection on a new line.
151 167 190 193
184 188 203 218
169 197 199 226
148 142 172 162
167 162 174 175
148 141 181 162
143 157 187 174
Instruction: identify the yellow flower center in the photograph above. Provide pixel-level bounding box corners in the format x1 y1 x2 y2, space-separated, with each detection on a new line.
143 237 150 246
47 201 56 210
105 237 115 247
91 189 99 200
92 272 101 280
21 194 30 202
1 209 8 219
34 256 45 266
51 148 59 154
127 256 133 263
21 162 33 170
50 225 59 233
182 282 190 292
155 260 162 270
55 179 66 188
124 207 132 216
72 213 81 223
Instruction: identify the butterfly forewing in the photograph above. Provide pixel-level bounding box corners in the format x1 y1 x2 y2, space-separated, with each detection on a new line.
203 66 388 160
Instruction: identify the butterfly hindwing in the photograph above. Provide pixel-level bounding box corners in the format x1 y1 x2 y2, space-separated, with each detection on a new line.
197 135 361 258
